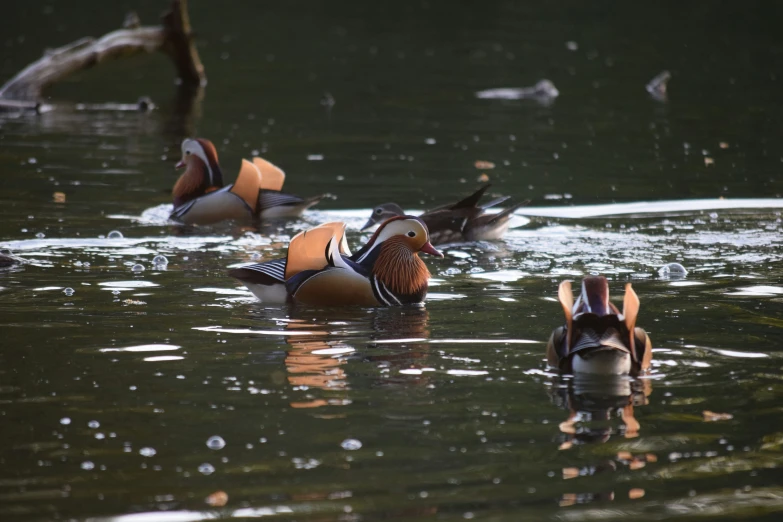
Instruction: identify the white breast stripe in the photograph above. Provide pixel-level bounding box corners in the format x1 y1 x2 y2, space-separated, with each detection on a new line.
372 277 391 306
357 243 380 264
380 281 402 305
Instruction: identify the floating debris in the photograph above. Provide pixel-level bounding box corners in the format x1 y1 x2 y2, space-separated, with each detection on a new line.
474 160 495 170
205 491 228 507
703 410 733 422
704 157 714 166
53 192 66 203
477 173 490 183
646 70 671 102
475 79 559 104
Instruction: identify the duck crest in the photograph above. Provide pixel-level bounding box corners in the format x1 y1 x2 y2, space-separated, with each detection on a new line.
195 138 224 187
372 237 430 299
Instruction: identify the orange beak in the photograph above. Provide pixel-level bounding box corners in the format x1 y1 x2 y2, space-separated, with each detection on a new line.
175 159 186 169
419 241 443 257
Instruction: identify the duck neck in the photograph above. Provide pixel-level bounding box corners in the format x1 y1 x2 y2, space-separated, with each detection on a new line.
372 238 430 298
173 161 214 207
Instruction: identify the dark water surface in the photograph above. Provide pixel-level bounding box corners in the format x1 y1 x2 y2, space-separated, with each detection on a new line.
2 1 783 520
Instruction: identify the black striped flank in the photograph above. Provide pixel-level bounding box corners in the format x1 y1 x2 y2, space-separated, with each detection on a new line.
228 258 287 284
258 190 306 210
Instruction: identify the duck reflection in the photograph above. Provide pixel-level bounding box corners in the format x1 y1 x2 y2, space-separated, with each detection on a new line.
280 306 431 408
551 375 652 447
549 375 656 507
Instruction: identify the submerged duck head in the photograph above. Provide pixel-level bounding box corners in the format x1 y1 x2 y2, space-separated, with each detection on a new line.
361 202 405 231
547 275 652 376
172 138 224 207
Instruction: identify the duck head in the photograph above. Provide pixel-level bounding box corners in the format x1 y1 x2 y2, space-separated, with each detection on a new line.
357 216 442 300
172 138 224 207
361 202 406 231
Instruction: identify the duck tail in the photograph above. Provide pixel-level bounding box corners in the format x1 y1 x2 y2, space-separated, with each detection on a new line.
485 200 529 224
450 184 491 209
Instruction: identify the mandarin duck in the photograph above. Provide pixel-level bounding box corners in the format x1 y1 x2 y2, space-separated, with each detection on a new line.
362 184 525 245
170 138 325 225
546 276 652 376
229 216 442 306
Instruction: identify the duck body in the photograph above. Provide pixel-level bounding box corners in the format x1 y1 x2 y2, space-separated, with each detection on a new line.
362 184 525 245
170 138 324 225
546 276 652 376
230 217 442 306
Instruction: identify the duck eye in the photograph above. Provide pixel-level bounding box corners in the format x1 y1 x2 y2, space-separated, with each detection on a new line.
185 150 191 155
407 231 416 238
375 208 383 215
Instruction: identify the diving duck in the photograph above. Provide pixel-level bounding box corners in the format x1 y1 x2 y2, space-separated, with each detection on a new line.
229 216 442 306
361 184 525 245
546 276 652 376
170 138 325 225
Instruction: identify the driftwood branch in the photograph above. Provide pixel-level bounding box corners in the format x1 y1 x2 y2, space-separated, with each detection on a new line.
0 0 205 107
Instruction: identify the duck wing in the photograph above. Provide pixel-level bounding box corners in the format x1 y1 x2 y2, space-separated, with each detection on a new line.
285 222 347 279
252 157 286 191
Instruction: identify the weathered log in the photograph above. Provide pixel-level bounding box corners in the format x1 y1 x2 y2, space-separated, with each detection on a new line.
0 0 205 103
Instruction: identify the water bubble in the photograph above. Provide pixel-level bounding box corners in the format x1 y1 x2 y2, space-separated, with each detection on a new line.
658 263 688 279
250 252 262 261
107 230 123 239
83 262 90 268
340 438 362 451
60 417 71 425
131 264 145 272
81 461 95 470
198 463 215 475
112 289 121 296
152 255 168 266
139 447 156 457
35 232 45 239
206 436 226 450
95 433 105 440
63 288 75 296
88 420 100 428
